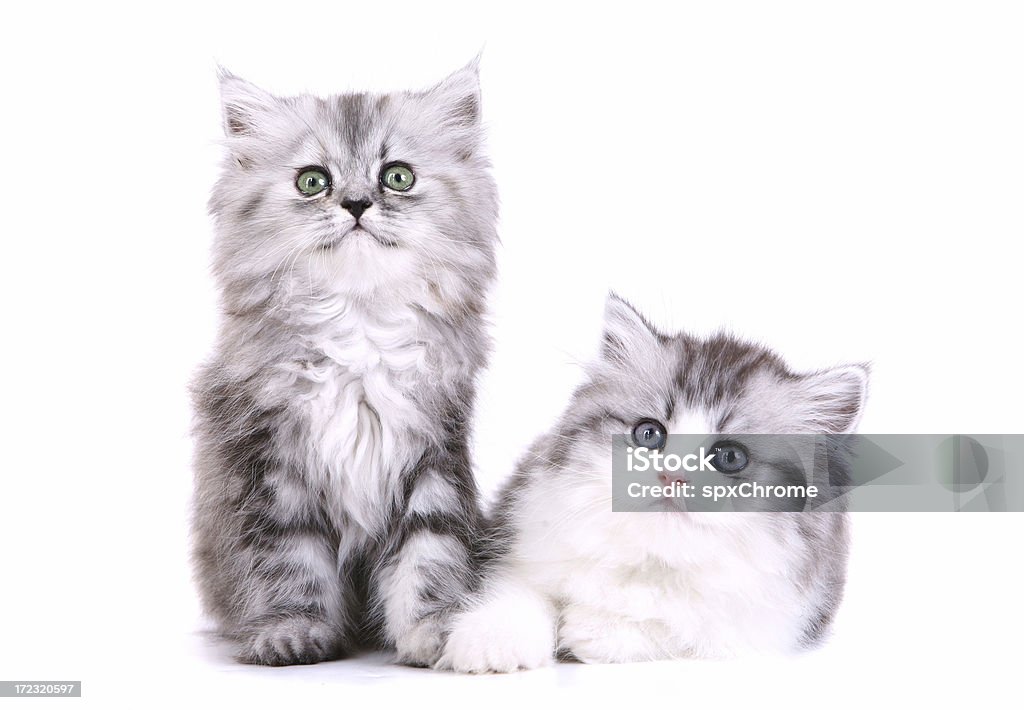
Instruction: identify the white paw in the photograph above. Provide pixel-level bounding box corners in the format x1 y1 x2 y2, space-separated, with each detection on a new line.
435 592 555 673
558 606 663 664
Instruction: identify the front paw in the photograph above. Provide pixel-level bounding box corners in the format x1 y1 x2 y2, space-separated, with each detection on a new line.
435 597 555 673
394 614 446 667
558 606 662 664
236 617 343 666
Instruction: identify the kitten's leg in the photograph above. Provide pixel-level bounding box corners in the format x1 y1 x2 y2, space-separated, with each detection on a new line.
435 567 557 673
225 468 353 666
558 604 673 663
229 517 351 665
373 464 478 667
194 401 351 667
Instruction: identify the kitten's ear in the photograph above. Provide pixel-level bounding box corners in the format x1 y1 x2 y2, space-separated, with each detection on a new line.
789 364 870 433
428 58 482 127
217 68 278 138
601 292 661 361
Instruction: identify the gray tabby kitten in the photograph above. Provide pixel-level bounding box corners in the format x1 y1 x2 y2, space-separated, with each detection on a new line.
191 63 497 667
439 295 866 672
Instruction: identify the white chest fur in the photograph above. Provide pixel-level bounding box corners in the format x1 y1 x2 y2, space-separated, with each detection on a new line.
273 298 430 532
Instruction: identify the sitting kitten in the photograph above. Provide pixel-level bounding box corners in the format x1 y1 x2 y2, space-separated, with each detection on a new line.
438 295 866 671
191 63 497 666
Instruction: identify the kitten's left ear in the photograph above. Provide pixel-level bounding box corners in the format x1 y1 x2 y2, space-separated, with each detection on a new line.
790 364 870 433
601 292 662 361
427 57 482 127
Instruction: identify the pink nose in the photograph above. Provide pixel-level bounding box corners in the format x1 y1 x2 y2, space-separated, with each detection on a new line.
659 472 686 487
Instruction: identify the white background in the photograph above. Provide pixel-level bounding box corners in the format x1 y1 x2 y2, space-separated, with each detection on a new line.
1 1 1022 707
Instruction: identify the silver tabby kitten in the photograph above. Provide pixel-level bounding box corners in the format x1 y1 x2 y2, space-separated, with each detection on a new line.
191 63 497 667
439 295 866 672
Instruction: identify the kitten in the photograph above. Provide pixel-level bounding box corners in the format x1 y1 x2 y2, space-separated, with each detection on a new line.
191 62 497 667
438 294 867 672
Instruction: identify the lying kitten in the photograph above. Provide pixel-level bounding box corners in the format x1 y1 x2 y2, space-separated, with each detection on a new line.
438 295 866 671
191 63 497 666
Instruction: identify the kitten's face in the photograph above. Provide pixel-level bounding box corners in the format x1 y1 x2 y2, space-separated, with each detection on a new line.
551 295 868 525
208 66 497 305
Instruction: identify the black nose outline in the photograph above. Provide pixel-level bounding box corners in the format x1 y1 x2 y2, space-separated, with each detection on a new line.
341 197 372 220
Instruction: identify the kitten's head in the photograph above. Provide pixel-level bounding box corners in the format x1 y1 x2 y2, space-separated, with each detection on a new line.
588 293 869 436
208 62 497 310
540 294 868 521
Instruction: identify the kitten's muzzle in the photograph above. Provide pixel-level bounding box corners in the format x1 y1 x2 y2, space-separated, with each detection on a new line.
319 225 398 250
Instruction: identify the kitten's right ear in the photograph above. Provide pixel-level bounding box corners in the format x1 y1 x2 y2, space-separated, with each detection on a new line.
217 68 278 138
789 364 870 434
601 292 661 361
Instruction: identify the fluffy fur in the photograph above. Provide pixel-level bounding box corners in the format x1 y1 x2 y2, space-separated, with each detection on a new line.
191 63 498 667
438 295 867 672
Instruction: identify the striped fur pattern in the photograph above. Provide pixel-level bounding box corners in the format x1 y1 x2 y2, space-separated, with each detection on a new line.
438 294 867 672
191 63 497 666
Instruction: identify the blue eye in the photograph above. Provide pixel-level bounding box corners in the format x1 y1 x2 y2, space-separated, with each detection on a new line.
710 441 749 473
631 419 667 450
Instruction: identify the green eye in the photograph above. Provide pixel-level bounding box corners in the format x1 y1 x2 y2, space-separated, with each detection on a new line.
296 167 330 196
380 163 415 192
